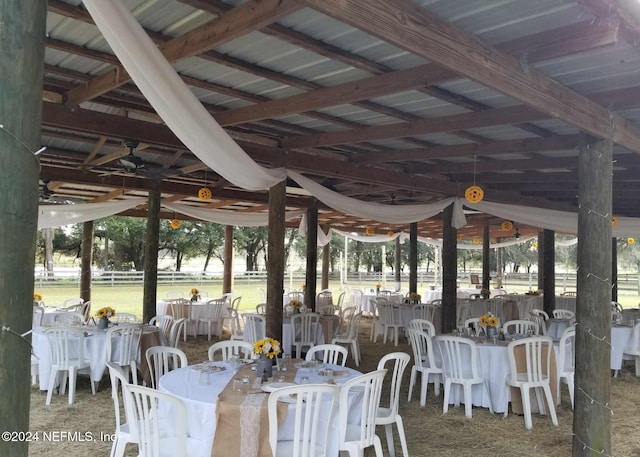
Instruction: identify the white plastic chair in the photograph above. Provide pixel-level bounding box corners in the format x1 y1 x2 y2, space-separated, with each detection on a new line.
242 313 266 342
435 335 493 418
267 384 340 457
368 299 384 342
335 305 357 339
149 315 174 343
504 336 558 430
622 321 640 377
305 343 348 366
167 299 192 340
255 303 266 315
33 305 44 328
529 309 549 336
165 290 184 299
198 298 226 341
336 291 346 307
408 318 436 337
332 312 363 366
106 324 142 386
112 312 138 324
412 304 436 322
123 384 206 456
80 301 92 323
376 352 410 457
168 318 186 348
349 288 364 309
106 362 138 457
63 298 84 308
378 302 405 346
227 308 245 341
457 301 471 328
208 340 254 361
406 328 442 406
221 296 242 332
44 327 96 405
54 311 85 327
291 312 320 359
338 369 387 457
503 320 539 336
558 326 575 408
553 309 575 320
145 346 188 389
316 290 334 308
464 317 482 334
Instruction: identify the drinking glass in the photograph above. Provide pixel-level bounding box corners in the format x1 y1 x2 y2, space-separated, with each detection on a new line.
324 368 334 382
280 354 291 371
199 369 210 385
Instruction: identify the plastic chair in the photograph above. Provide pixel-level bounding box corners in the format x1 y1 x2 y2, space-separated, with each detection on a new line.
338 369 387 457
53 311 85 326
167 299 192 340
558 327 575 408
349 288 363 309
435 335 493 418
464 317 482 334
44 327 96 405
317 290 334 308
165 290 184 299
368 299 384 342
291 312 320 359
63 298 84 308
305 343 348 366
503 320 539 336
529 309 549 336
552 309 575 320
106 362 139 457
255 303 266 315
145 346 188 389
408 318 436 337
106 324 143 386
318 304 341 316
168 318 187 348
80 301 92 323
242 313 266 342
33 305 44 328
149 315 174 343
623 321 640 377
123 384 206 456
412 304 435 322
376 352 410 457
561 291 577 297
257 288 266 303
208 340 254 361
335 305 357 339
267 384 339 457
336 291 346 307
332 312 363 366
112 312 138 324
222 296 242 332
504 336 558 430
198 299 226 341
227 308 245 341
378 302 405 346
406 328 442 406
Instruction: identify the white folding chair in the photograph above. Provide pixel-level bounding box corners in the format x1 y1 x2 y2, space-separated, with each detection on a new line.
435 336 493 418
145 346 188 389
267 384 339 457
106 324 143 386
44 327 96 405
208 340 254 361
305 343 348 366
503 319 539 336
338 369 387 457
332 312 363 366
106 362 139 457
376 352 410 457
406 328 442 406
504 336 558 430
408 318 436 337
291 312 320 359
558 327 575 408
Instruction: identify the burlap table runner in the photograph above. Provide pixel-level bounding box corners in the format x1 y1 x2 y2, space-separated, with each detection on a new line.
212 361 299 457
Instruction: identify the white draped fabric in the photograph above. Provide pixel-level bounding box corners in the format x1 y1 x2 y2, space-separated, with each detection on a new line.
37 198 146 229
288 171 458 225
162 202 304 227
297 215 332 247
81 0 286 191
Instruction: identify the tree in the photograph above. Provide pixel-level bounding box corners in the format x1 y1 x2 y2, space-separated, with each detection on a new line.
96 217 147 270
235 227 268 271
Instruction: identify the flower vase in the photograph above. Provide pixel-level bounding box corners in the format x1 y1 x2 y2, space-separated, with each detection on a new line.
191 295 199 302
256 354 273 380
98 316 110 329
486 326 498 340
293 308 300 314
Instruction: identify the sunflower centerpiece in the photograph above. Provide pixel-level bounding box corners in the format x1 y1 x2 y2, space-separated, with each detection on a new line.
190 288 200 302
96 307 116 329
479 312 499 339
253 337 281 381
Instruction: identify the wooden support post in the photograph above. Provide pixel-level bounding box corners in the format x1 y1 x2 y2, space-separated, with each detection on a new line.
573 135 612 456
543 229 555 316
611 238 618 302
266 180 286 342
537 230 545 291
409 222 418 294
321 225 330 291
394 237 402 291
0 2 45 452
80 221 94 303
482 222 490 291
223 225 234 294
305 202 318 310
143 186 161 324
441 205 457 333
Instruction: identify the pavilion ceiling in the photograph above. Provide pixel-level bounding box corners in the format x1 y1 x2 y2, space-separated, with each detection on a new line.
36 0 640 240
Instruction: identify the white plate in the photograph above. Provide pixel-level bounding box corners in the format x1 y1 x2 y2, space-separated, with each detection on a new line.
261 382 296 393
192 363 227 373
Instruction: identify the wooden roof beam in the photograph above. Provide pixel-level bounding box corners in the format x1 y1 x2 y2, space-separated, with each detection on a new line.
298 0 640 153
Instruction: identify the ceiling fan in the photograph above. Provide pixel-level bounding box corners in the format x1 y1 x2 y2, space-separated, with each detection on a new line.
119 140 145 173
39 179 84 204
99 139 182 181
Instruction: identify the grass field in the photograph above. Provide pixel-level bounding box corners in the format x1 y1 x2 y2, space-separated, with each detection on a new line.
34 278 640 321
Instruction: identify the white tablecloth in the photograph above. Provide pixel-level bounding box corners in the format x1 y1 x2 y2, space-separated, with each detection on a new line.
159 363 362 457
360 293 403 313
40 309 73 327
611 325 634 370
157 301 228 336
242 318 325 356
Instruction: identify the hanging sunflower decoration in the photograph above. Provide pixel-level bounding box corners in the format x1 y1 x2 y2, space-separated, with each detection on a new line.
531 241 538 249
387 231 395 238
170 219 181 229
465 185 484 203
628 238 635 245
198 187 212 201
457 234 463 241
365 227 375 236
472 237 480 244
501 220 513 232
612 217 618 227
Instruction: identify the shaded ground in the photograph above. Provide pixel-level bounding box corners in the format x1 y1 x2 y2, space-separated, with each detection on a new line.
29 318 640 456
